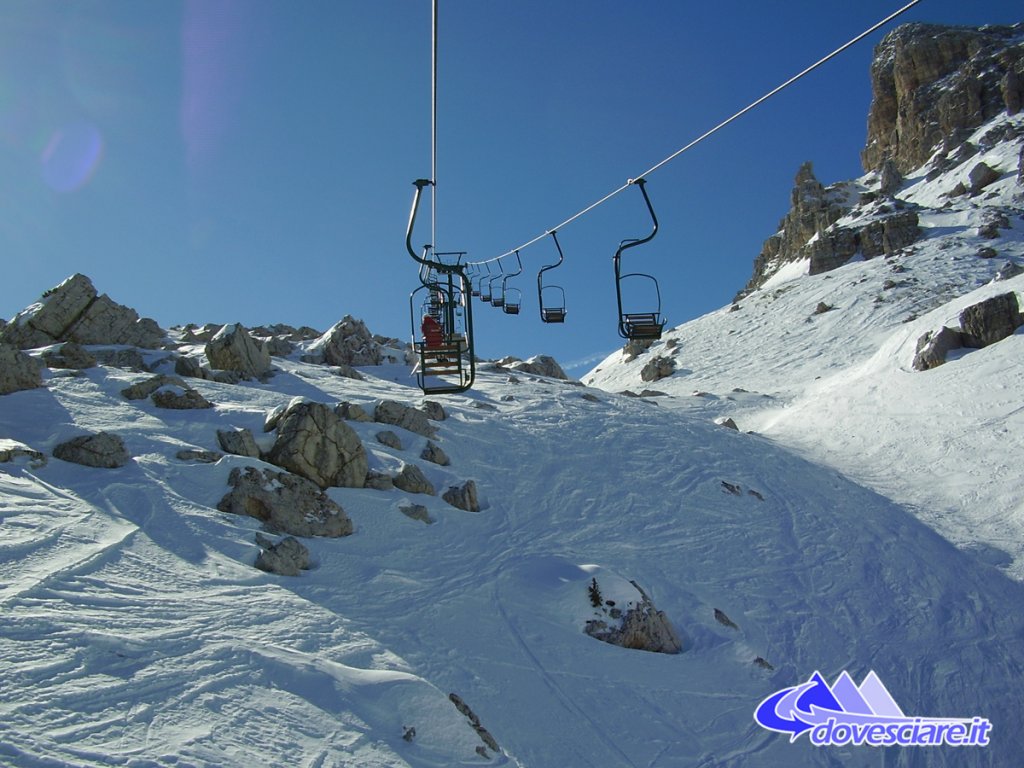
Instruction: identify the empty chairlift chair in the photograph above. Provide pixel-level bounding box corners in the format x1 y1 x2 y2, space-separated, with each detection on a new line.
501 250 523 315
538 230 567 323
613 178 666 341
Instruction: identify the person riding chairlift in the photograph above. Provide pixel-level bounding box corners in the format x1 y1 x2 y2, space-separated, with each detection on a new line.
421 313 443 349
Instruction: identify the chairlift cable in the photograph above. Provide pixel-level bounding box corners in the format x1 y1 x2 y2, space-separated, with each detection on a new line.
470 0 924 268
431 0 439 253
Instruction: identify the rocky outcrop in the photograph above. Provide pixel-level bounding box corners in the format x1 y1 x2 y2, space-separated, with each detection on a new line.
584 580 683 654
0 274 164 350
121 374 213 410
217 465 353 537
0 439 47 467
204 324 272 380
304 315 383 367
254 533 310 576
53 432 130 468
0 344 43 395
862 23 1024 174
266 401 368 489
420 441 450 466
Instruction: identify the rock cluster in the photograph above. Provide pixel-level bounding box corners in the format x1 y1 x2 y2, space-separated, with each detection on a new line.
205 324 272 380
254 533 310 576
303 315 386 366
0 274 164 350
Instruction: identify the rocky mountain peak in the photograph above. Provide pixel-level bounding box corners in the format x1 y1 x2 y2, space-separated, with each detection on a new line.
862 21 1024 174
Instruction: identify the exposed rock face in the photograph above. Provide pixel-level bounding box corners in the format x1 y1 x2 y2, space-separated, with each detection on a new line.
959 292 1023 348
420 441 450 466
0 439 47 467
205 324 272 380
862 23 1024 174
254 533 310 576
374 400 438 438
304 315 383 366
0 274 164 350
584 581 683 654
121 374 213 410
217 466 353 537
0 344 43 395
53 432 130 468
266 401 368 489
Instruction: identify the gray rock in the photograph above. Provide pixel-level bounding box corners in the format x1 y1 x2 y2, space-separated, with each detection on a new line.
374 400 437 438
53 432 130 468
152 386 214 410
968 161 1000 194
364 470 395 491
217 428 261 458
959 292 1023 348
266 401 368 489
443 479 480 512
420 440 450 466
41 342 96 370
121 374 187 401
640 356 674 383
995 261 1024 281
175 449 223 463
0 344 43 395
205 324 272 380
913 326 964 371
174 355 206 379
92 348 147 371
305 315 383 366
336 401 373 422
400 504 435 524
254 534 310 576
376 430 403 450
393 463 436 496
504 354 568 380
420 400 447 421
217 465 354 537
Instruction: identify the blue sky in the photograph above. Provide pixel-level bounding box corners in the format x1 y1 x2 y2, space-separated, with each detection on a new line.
1 1 1020 376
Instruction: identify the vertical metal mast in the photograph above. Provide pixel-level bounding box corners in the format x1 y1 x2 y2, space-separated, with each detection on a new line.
430 0 438 253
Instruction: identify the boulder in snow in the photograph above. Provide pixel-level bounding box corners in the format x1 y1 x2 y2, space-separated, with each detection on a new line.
640 355 675 382
205 324 272 380
217 465 353 537
393 463 436 496
217 428 262 458
53 432 130 468
254 533 310 576
958 292 1023 349
584 580 683 654
0 344 43 395
266 401 368 489
443 479 480 512
913 326 964 371
374 400 437 438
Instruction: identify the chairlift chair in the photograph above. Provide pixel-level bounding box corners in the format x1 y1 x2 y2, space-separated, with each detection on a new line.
613 179 666 341
538 230 567 323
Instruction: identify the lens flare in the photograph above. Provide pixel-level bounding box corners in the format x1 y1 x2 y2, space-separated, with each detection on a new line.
40 120 104 193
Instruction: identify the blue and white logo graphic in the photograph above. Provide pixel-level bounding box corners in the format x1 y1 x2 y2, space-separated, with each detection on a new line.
754 671 992 747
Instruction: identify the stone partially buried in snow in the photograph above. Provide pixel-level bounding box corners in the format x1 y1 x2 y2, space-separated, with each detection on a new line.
305 315 383 367
218 466 353 538
53 432 130 468
913 326 964 371
958 292 1023 349
640 355 675 382
503 354 568 380
204 324 272 380
254 533 310 576
443 479 480 512
0 344 43 395
584 581 683 654
267 401 368 489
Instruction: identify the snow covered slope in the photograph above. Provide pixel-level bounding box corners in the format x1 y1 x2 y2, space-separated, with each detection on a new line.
2 332 1024 766
585 113 1024 581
